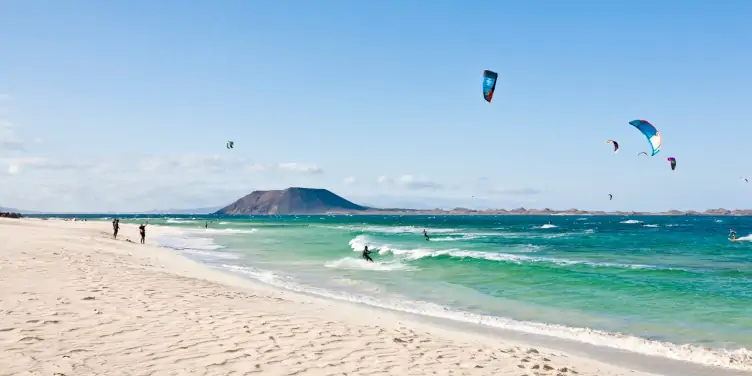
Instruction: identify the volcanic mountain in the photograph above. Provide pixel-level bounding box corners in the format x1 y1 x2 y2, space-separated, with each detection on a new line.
215 187 368 215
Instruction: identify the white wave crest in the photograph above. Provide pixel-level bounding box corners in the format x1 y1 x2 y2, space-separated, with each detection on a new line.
429 234 481 242
166 219 197 224
154 234 224 251
324 257 414 271
203 228 258 235
348 235 681 271
215 263 752 371
323 224 459 235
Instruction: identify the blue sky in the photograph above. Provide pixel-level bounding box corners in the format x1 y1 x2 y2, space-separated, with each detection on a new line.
1 1 752 212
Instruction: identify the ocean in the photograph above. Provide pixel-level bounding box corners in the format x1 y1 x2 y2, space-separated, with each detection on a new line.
59 214 752 370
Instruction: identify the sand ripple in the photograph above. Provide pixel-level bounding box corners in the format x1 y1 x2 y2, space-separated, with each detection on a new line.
0 219 647 375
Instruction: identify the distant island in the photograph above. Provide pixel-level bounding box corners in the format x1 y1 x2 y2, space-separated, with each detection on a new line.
214 187 752 216
215 187 367 214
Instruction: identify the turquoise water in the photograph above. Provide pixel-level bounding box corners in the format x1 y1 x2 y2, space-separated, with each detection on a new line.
80 214 751 369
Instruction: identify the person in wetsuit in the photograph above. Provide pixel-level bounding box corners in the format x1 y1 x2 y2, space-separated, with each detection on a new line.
112 219 120 239
423 229 429 241
362 245 374 262
729 229 737 240
139 223 147 244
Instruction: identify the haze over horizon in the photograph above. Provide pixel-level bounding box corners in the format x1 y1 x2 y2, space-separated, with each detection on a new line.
2 1 751 213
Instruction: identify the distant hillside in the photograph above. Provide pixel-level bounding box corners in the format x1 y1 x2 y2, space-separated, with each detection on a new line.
0 206 38 214
215 187 368 214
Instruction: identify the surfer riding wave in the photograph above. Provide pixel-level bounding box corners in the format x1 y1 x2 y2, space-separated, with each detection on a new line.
362 245 374 262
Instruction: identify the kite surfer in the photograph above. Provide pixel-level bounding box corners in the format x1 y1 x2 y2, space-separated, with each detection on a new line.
139 222 148 244
362 245 374 262
423 229 430 241
112 219 120 239
729 229 737 241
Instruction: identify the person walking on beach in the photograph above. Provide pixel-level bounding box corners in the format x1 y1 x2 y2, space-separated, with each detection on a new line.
112 219 120 239
362 245 374 262
139 222 147 244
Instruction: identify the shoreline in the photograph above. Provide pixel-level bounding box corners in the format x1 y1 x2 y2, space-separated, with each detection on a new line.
18 212 752 217
143 220 752 374
1 218 748 375
208 262 752 376
13 208 752 217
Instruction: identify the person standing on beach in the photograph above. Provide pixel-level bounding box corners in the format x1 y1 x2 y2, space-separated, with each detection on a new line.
112 219 120 239
139 223 147 244
362 245 374 262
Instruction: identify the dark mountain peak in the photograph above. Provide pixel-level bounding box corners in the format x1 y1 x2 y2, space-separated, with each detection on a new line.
215 187 368 215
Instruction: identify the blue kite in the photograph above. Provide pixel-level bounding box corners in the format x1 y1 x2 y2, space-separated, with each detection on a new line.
629 120 661 156
482 70 498 103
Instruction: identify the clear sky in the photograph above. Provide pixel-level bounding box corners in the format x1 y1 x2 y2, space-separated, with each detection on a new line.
2 1 752 212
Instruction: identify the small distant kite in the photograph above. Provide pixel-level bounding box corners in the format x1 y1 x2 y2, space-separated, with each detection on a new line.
638 152 648 156
482 70 498 103
226 141 234 149
742 177 748 183
667 157 676 171
629 120 661 156
606 140 619 153
608 194 613 200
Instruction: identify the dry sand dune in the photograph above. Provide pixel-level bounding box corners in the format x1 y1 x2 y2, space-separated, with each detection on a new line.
0 219 654 375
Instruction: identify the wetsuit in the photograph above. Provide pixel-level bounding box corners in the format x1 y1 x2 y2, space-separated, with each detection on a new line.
730 230 737 240
139 224 146 244
113 220 119 239
423 230 429 241
362 247 374 262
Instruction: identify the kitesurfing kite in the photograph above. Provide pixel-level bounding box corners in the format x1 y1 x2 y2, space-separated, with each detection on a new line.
667 157 676 171
606 140 619 153
742 177 749 183
638 152 648 156
629 120 661 156
608 194 613 200
482 70 498 103
226 141 234 149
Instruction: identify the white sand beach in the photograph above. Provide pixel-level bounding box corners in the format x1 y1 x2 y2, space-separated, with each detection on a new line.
0 219 680 375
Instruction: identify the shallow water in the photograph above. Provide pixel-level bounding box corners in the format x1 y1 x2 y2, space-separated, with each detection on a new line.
70 214 752 370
